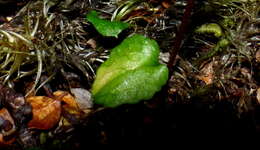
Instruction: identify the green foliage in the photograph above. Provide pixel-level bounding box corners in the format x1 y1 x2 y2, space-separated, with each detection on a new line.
86 10 129 37
194 21 230 65
195 23 223 38
92 34 168 107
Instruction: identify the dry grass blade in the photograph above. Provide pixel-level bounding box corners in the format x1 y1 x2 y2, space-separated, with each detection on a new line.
111 0 143 21
0 0 103 93
25 49 42 97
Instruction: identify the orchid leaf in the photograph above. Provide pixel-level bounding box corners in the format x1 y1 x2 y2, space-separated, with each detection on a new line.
92 34 168 107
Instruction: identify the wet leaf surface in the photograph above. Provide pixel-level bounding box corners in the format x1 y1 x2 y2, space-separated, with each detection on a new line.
92 34 168 107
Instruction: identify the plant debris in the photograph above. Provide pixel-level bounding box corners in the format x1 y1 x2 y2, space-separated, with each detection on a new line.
0 0 259 149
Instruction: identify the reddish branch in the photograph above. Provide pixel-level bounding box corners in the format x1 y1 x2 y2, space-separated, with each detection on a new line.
167 0 195 74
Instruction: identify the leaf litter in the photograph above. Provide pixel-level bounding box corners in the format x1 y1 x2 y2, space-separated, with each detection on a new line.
0 0 259 149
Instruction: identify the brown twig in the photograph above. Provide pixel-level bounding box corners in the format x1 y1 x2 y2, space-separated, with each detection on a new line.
167 0 195 74
164 0 195 103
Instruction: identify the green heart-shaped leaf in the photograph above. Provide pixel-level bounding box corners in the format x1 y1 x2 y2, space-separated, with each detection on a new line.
92 34 169 107
86 10 129 37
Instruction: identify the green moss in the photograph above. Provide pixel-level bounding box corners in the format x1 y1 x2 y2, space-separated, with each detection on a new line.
195 23 223 38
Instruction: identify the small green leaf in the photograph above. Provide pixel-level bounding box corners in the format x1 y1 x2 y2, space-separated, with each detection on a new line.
92 34 169 107
86 10 129 37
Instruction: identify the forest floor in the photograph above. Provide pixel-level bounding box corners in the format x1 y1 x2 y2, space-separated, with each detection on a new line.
0 0 259 149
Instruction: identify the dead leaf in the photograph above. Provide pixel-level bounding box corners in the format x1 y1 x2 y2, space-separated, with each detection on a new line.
162 0 171 8
0 108 16 145
63 105 81 116
256 50 260 62
53 91 79 109
27 96 61 130
54 89 93 113
257 88 260 104
196 62 214 85
70 88 93 111
53 90 92 123
53 91 82 121
86 38 97 49
0 134 15 146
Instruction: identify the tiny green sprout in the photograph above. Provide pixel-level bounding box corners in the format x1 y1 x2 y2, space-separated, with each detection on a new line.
86 10 129 38
217 38 229 48
195 23 223 38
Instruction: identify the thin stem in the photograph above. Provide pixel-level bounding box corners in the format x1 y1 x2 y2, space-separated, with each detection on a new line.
167 0 195 74
165 0 195 103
